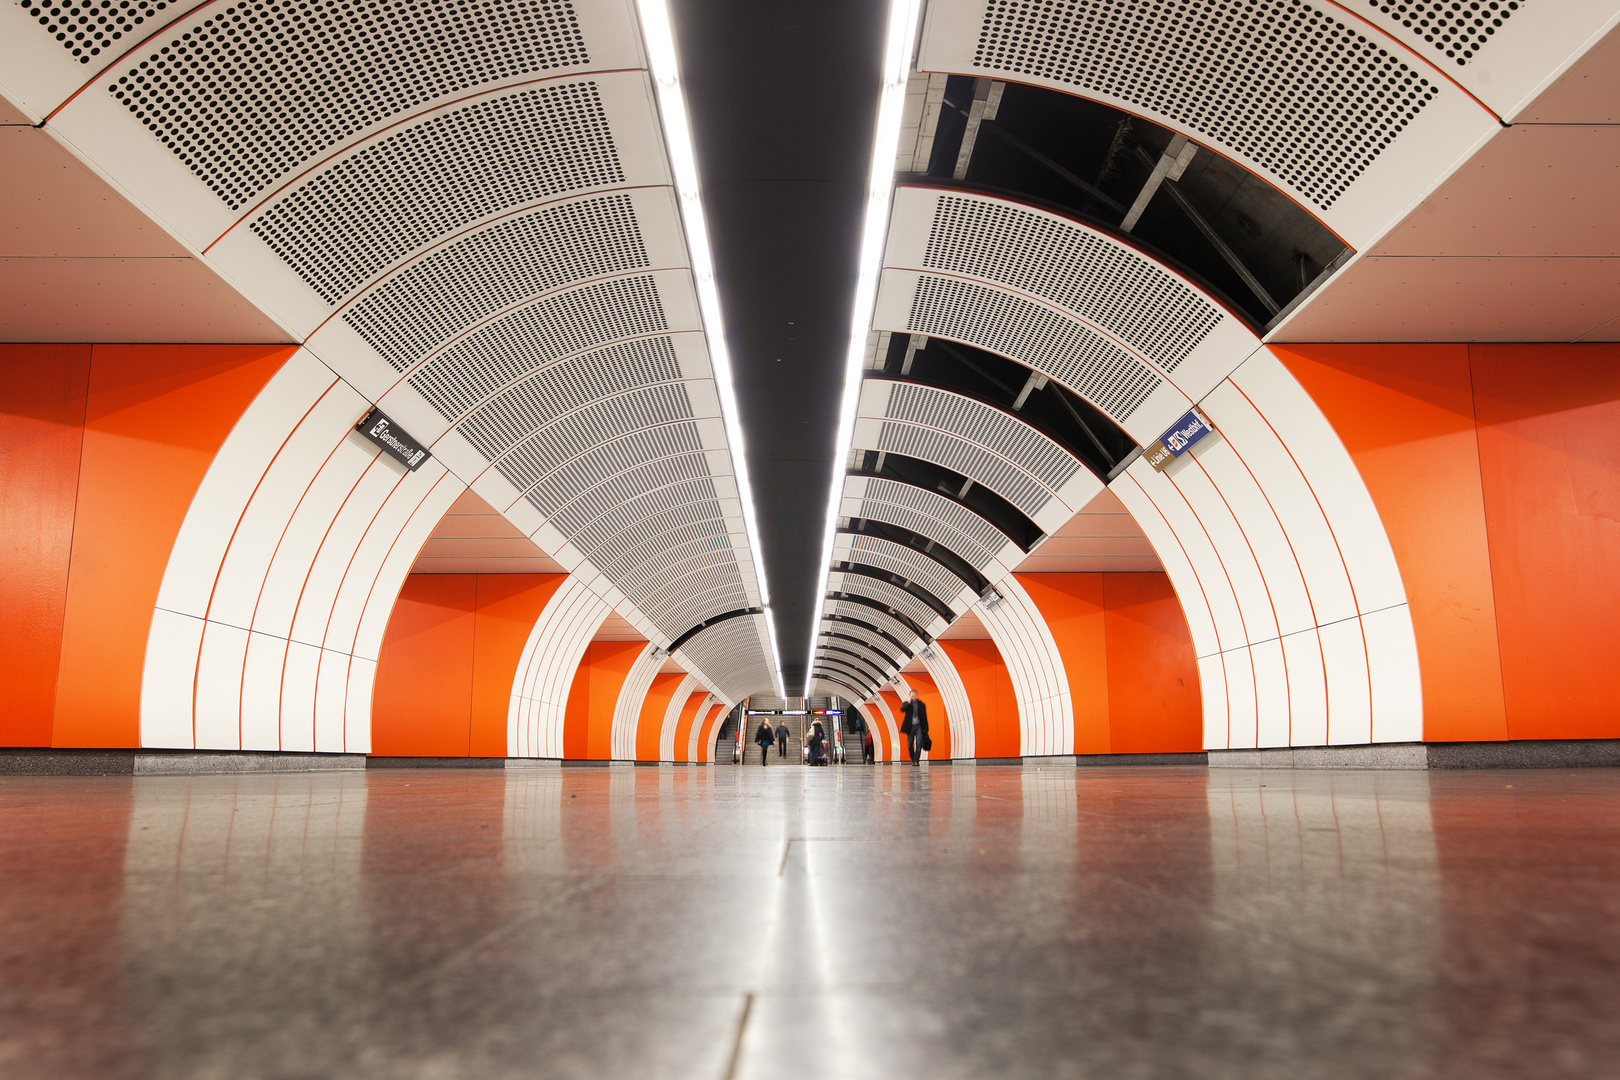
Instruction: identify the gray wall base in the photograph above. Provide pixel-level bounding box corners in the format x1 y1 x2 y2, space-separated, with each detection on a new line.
1209 740 1620 769
504 758 561 769
1210 745 1428 769
0 749 136 775
366 756 503 769
135 751 364 774
0 749 368 775
1024 753 1209 768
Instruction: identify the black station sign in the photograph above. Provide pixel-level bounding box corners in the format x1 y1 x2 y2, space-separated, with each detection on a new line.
356 406 430 471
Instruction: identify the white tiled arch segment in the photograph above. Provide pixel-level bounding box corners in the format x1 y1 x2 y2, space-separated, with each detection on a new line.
509 576 612 758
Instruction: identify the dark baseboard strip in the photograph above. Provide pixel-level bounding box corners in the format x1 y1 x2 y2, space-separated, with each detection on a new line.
367 757 503 769
0 749 136 776
1426 739 1620 769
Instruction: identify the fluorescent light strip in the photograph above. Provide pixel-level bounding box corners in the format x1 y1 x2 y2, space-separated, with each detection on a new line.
765 606 786 699
804 0 925 696
635 0 780 686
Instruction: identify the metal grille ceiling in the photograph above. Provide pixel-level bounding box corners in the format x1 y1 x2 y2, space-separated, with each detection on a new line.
0 0 777 697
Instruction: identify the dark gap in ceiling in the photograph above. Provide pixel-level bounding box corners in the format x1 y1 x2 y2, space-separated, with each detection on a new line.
820 629 905 670
671 0 887 693
917 75 1351 328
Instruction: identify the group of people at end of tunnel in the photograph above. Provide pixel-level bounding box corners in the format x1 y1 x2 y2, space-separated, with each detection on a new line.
750 691 930 767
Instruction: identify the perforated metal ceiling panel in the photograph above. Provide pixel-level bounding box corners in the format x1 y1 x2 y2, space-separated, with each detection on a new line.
915 0 1499 245
873 270 1188 444
853 379 1101 532
825 599 925 654
819 622 907 668
833 533 979 614
4 0 778 700
827 571 949 638
876 188 1265 430
841 476 1020 577
1351 2 1620 119
675 614 774 704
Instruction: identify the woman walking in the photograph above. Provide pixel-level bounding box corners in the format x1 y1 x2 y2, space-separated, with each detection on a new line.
755 716 777 765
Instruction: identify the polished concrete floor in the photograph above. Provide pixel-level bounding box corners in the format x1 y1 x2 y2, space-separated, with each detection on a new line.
3 764 1619 1079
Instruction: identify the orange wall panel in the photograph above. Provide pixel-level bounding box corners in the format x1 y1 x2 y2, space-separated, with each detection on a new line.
635 671 686 761
1102 574 1202 753
52 344 293 748
901 668 953 760
0 346 91 746
468 575 565 757
1275 343 1509 742
1471 344 1620 740
372 573 565 758
694 702 725 762
561 639 645 760
670 691 707 763
371 575 478 756
1017 573 1110 753
940 639 1018 758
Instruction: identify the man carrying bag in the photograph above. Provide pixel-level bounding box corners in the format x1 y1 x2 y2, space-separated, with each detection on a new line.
899 690 929 766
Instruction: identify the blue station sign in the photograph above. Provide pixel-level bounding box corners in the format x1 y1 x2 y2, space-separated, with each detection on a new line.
1144 408 1215 472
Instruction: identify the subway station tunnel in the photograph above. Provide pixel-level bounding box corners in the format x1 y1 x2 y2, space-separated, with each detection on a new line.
3 0 1620 1076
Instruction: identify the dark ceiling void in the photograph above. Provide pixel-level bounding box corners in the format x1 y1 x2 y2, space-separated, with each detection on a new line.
849 449 1042 553
819 652 885 688
870 334 1140 480
671 0 888 692
917 76 1352 330
814 672 874 700
668 606 762 654
837 520 989 596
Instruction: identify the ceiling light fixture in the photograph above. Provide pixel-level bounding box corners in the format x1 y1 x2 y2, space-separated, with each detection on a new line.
635 0 780 678
765 605 786 699
803 0 925 695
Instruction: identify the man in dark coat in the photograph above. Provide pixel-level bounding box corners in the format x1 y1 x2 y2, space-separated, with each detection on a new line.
775 720 789 758
900 690 929 766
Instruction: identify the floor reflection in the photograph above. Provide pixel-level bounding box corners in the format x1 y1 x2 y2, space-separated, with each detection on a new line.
0 764 1616 1078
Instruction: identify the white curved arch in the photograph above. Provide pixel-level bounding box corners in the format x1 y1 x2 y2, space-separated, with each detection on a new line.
691 700 724 763
863 697 900 763
508 576 611 758
142 348 463 753
978 578 1073 757
876 189 1421 751
609 645 662 760
657 676 699 762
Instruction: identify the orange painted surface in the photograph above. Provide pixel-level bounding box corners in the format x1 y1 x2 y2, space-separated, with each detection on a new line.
635 672 686 761
670 691 707 763
1275 344 1508 742
560 639 644 760
53 344 294 748
1017 573 1110 753
879 689 904 760
1471 344 1620 739
371 575 478 756
468 575 565 757
900 669 951 760
371 573 565 757
1102 574 1203 753
694 702 725 763
940 639 1019 758
0 346 91 746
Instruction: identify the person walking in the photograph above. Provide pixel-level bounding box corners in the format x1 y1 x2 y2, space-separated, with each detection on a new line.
862 725 875 765
775 720 789 758
900 690 929 766
754 716 776 766
805 718 826 765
